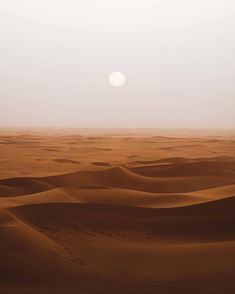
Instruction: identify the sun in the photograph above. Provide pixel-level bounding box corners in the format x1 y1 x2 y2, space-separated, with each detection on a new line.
109 71 126 87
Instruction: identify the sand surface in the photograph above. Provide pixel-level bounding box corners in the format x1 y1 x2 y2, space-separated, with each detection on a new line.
0 129 235 294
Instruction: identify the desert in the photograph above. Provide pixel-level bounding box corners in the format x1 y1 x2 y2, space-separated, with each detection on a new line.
0 128 235 294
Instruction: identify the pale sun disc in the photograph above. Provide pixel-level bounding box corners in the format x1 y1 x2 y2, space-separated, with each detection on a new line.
109 71 126 87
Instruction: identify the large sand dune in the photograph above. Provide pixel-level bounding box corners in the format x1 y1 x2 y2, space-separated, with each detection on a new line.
0 129 235 293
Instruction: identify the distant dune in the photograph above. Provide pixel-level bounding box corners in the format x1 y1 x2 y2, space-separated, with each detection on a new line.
0 130 235 293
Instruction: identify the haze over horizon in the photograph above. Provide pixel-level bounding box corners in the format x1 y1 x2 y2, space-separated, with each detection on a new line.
0 0 235 128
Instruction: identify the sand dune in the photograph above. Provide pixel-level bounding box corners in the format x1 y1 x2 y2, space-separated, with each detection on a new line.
129 157 235 177
1 157 235 198
9 196 235 243
6 199 235 293
0 130 235 293
0 188 77 209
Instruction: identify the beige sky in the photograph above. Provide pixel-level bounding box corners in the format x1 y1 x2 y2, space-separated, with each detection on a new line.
0 0 235 128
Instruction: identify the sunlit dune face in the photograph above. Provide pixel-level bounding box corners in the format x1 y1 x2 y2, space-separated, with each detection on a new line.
109 71 126 87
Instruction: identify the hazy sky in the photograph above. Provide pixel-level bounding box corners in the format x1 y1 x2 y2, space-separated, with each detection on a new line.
0 0 235 128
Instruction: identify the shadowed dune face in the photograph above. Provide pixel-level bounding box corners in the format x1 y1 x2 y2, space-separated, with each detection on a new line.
0 130 235 294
